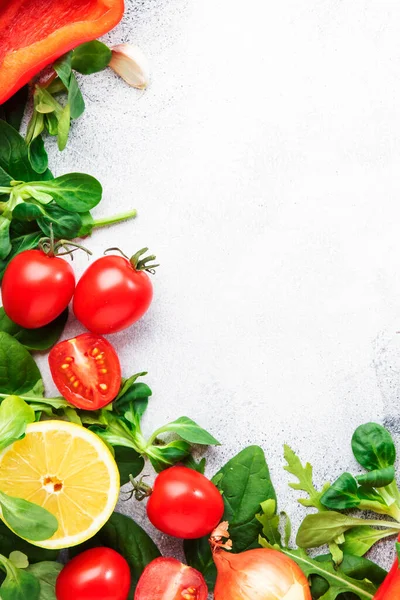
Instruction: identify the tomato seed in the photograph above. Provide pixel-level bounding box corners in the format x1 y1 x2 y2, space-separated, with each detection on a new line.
99 383 108 391
181 588 197 600
65 356 73 362
61 364 69 370
99 368 108 374
92 348 99 356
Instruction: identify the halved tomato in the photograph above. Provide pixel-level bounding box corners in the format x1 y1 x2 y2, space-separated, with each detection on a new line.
49 333 121 410
135 558 208 600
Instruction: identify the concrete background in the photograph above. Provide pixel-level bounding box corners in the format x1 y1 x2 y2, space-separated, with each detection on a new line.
36 0 400 573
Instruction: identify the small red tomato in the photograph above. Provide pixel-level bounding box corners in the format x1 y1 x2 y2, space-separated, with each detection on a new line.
147 466 224 539
73 248 157 334
56 547 131 600
2 249 75 328
135 557 208 600
49 333 121 409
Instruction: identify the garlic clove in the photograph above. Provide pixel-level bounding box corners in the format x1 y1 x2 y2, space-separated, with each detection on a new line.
109 44 150 89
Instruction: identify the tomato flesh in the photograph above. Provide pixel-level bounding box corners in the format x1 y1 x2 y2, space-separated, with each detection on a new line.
134 557 208 600
73 255 153 334
2 249 75 328
49 333 121 409
56 547 131 600
147 466 225 539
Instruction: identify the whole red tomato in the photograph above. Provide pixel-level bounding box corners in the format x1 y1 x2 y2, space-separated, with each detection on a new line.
147 466 224 539
73 248 157 334
2 249 75 328
49 333 121 409
56 547 131 600
135 557 208 600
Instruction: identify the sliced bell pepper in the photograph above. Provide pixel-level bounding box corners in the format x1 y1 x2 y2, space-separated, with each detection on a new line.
373 540 400 599
0 0 124 104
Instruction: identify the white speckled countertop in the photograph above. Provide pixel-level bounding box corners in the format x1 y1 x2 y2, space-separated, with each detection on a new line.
35 0 400 575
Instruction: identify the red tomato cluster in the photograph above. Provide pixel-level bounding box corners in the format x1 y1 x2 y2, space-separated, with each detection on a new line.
2 247 155 333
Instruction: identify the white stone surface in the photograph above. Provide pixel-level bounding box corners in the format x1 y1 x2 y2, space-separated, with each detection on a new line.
35 0 400 572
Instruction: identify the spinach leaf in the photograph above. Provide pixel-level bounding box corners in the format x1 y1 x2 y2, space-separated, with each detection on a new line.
36 204 82 239
72 41 112 74
34 173 102 212
0 396 35 451
352 423 396 471
28 136 48 175
0 491 58 542
0 122 50 182
184 445 276 589
26 562 63 600
0 332 42 395
76 211 95 237
0 554 40 600
146 440 191 472
151 416 220 446
70 512 160 597
0 308 68 352
0 87 28 132
296 511 400 549
356 466 395 488
340 525 397 557
114 446 145 486
0 521 58 563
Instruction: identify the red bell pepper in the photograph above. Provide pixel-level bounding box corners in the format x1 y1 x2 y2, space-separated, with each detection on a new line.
0 0 124 105
373 542 400 599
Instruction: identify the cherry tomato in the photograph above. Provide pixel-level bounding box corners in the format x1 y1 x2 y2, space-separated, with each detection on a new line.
73 249 157 334
135 557 208 600
147 466 224 539
56 547 131 600
2 249 75 328
49 333 121 409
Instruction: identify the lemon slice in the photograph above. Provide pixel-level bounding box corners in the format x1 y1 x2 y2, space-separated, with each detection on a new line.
0 420 120 549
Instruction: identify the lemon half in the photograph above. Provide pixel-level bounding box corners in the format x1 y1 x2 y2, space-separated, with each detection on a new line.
0 420 120 549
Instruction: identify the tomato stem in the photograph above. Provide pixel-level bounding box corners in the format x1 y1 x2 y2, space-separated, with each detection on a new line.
122 475 153 502
93 209 137 229
39 226 92 259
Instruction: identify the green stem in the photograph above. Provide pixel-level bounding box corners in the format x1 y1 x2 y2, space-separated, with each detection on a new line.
0 187 11 194
93 209 137 229
360 518 400 529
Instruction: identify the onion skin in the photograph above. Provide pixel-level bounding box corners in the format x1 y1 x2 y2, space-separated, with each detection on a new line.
213 547 311 600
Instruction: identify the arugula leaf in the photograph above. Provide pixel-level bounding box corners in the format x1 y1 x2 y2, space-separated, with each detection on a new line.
70 512 160 597
26 562 63 600
0 554 40 600
0 308 68 351
0 396 35 451
0 333 42 395
284 444 329 510
260 544 378 600
72 41 112 74
90 412 139 450
0 87 28 132
256 498 281 546
0 492 58 542
184 445 276 590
